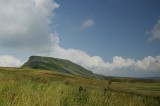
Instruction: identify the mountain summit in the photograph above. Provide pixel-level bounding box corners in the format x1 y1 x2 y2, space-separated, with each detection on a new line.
21 56 95 77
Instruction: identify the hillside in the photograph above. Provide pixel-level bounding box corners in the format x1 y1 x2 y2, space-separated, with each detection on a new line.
21 56 95 77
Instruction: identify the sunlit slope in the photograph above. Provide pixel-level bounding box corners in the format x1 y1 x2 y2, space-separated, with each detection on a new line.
21 56 95 77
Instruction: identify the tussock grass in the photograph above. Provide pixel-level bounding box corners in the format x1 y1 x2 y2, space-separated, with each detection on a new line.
0 67 159 106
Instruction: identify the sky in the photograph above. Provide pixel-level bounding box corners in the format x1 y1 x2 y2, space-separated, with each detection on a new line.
0 0 160 77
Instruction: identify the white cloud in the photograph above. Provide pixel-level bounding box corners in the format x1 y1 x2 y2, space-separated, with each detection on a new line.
83 19 94 28
49 34 160 77
0 55 23 67
78 19 94 30
149 19 160 41
0 0 59 52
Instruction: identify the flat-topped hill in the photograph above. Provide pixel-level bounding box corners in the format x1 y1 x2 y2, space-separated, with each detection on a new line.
21 56 95 77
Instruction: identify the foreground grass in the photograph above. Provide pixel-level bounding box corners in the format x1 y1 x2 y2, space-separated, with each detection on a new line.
0 67 160 106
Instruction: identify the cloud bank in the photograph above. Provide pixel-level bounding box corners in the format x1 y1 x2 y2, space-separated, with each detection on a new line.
50 34 160 77
0 0 159 77
0 55 23 67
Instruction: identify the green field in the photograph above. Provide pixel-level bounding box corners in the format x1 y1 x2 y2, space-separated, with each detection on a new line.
0 67 160 106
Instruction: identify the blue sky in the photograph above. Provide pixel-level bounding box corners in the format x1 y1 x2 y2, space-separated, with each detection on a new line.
0 0 160 77
54 0 160 60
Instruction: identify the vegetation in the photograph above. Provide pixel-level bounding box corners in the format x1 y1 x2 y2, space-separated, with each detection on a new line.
0 67 160 106
21 56 95 77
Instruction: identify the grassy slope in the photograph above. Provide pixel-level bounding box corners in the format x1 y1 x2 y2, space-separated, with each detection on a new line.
0 67 160 106
21 56 95 77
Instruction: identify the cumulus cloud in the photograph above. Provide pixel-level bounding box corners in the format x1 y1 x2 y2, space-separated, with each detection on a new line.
50 34 160 77
149 19 160 42
0 0 59 52
0 55 23 67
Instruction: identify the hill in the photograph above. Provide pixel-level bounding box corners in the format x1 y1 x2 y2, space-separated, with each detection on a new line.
142 77 160 81
21 56 95 77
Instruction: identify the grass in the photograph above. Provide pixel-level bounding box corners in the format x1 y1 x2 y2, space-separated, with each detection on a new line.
0 67 160 106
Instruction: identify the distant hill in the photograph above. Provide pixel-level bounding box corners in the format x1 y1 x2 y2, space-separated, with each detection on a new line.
21 56 96 77
141 77 160 81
